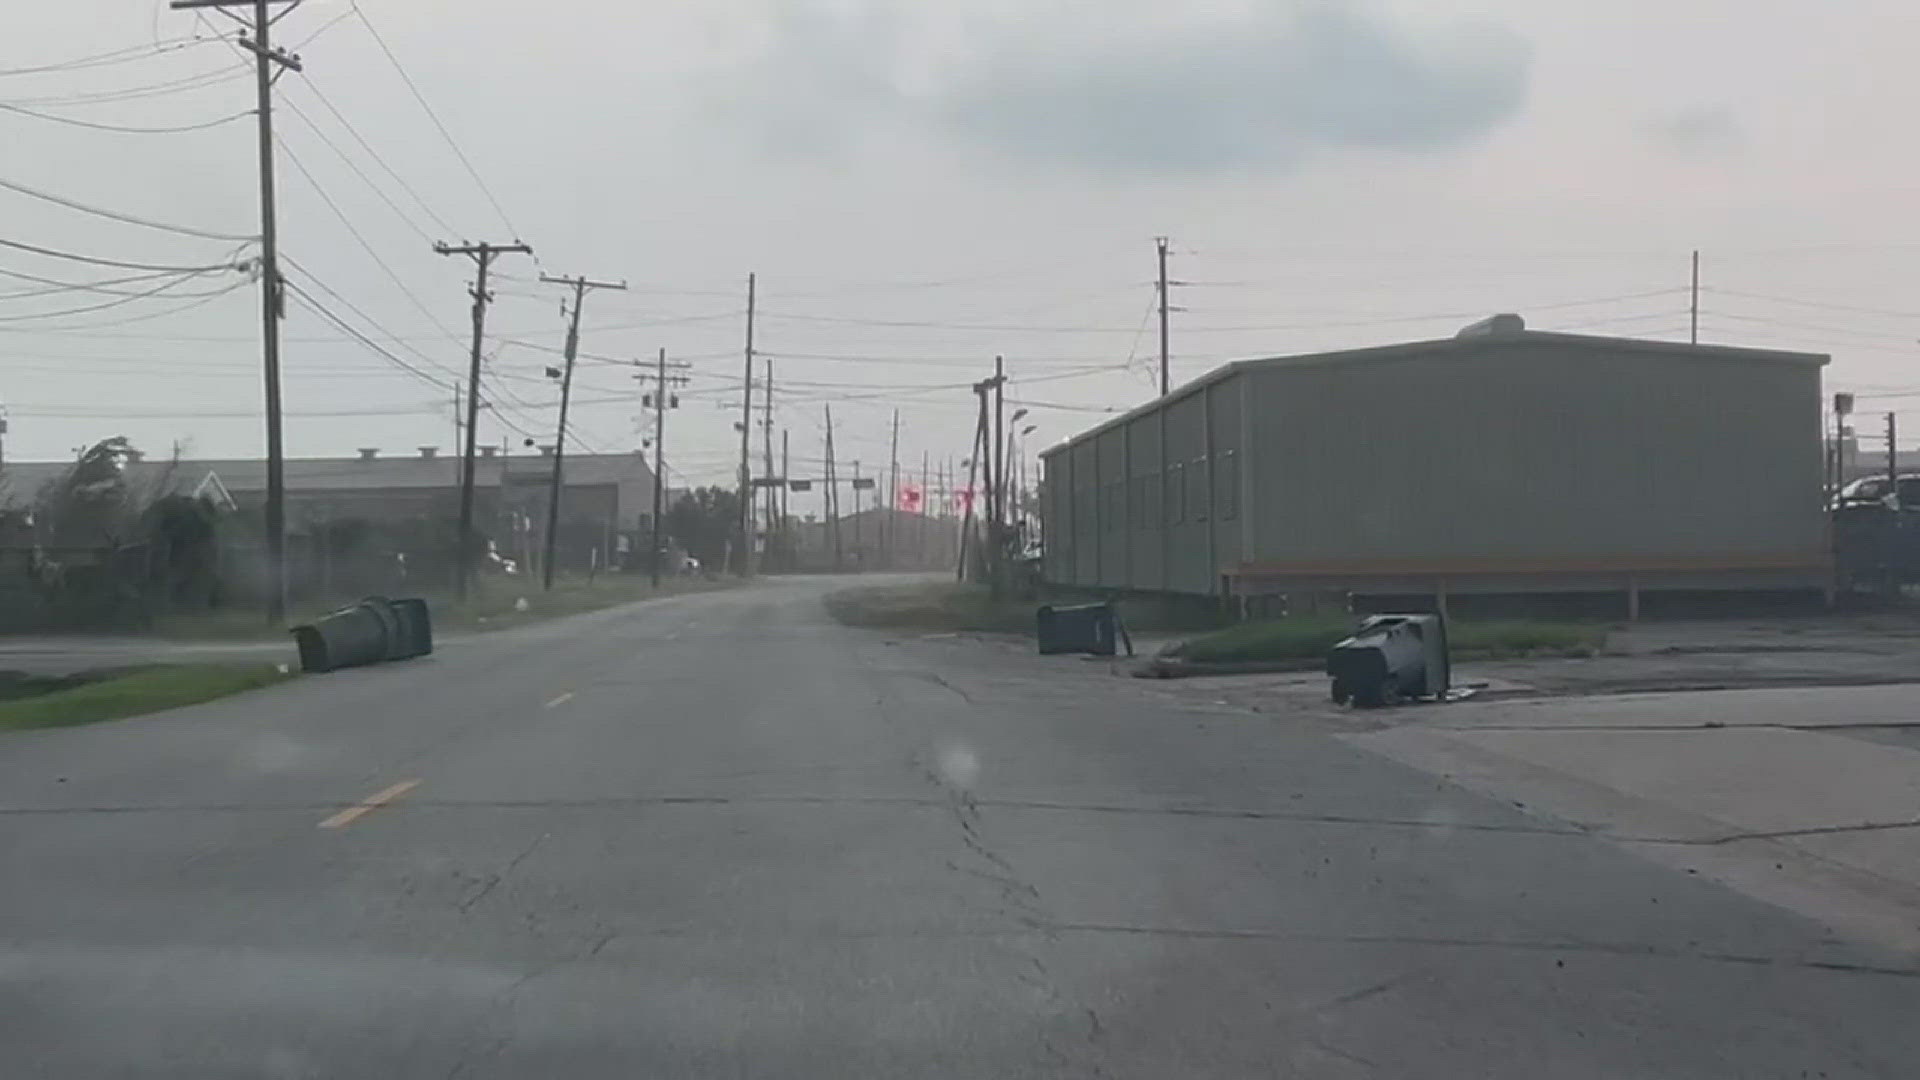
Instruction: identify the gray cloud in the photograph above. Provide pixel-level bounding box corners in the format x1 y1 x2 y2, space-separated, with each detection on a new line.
715 3 1532 173
1644 105 1747 160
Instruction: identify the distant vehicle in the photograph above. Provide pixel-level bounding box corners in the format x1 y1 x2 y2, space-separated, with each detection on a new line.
1836 474 1920 509
678 554 702 575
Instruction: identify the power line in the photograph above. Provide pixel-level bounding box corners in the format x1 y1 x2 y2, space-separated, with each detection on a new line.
277 136 467 348
282 279 452 392
0 278 246 333
1708 288 1920 322
0 272 228 321
0 235 245 273
4 61 251 107
291 73 461 236
0 266 212 299
0 173 256 241
0 36 215 78
0 100 250 133
354 3 519 238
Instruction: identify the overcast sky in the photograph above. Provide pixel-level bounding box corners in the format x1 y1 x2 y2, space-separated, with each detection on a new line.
2 0 1917 493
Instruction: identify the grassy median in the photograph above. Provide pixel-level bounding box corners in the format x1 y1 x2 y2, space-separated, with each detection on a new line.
0 663 292 731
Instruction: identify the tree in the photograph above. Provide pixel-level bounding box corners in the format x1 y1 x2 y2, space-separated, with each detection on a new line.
664 487 740 570
36 436 139 547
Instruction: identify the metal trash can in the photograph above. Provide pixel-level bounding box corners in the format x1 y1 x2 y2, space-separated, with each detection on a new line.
1326 613 1450 708
1036 603 1120 657
388 597 434 660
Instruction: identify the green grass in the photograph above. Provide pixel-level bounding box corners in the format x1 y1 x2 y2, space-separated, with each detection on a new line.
147 574 740 640
0 663 292 731
1172 617 1607 665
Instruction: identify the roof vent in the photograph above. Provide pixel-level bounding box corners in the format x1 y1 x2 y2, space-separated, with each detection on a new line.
479 446 499 459
1455 313 1526 339
357 448 379 461
418 446 439 460
538 445 555 457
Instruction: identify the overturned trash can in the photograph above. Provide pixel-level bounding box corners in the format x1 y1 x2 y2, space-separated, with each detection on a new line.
1326 613 1449 708
291 596 435 674
1036 602 1131 657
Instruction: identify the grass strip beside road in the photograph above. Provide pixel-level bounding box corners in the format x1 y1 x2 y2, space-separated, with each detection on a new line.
1173 617 1606 663
824 581 1038 635
151 574 739 641
0 663 291 731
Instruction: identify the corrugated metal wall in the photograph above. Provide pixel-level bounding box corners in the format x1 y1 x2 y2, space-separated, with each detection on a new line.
1243 340 1824 567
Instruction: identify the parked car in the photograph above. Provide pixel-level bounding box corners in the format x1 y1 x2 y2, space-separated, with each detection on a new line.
1837 474 1920 509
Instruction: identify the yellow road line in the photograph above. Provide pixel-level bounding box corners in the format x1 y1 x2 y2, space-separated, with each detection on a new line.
318 779 421 830
544 691 575 709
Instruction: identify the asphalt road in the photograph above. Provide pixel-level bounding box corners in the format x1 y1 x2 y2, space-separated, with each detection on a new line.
2 575 1917 1078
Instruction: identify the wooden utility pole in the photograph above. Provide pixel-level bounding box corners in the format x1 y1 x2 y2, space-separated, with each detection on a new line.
1889 412 1900 509
991 355 1007 596
737 273 757 576
1157 236 1172 396
824 404 841 571
646 348 691 587
780 428 791 553
433 240 532 600
763 357 776 569
958 407 987 582
852 461 864 568
170 0 301 622
1690 249 1701 345
886 410 901 568
538 273 625 590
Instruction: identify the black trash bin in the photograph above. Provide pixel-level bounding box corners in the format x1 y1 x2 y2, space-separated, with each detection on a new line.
388 597 434 660
291 602 398 674
1036 603 1120 657
1326 613 1449 707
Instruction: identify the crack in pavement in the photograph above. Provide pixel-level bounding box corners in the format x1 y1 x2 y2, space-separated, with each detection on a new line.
0 795 1576 837
456 832 550 915
1050 923 1920 977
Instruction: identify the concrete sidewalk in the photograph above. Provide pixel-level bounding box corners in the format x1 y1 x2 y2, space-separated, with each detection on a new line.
1348 683 1920 955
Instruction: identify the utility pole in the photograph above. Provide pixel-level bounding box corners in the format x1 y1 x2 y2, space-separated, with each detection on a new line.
1157 235 1172 396
958 409 987 582
644 348 691 587
171 0 301 622
824 404 841 571
1889 412 1900 509
886 409 901 569
991 354 1007 596
737 272 757 576
763 357 777 570
433 239 533 601
1690 249 1700 345
537 273 626 591
852 461 864 568
780 428 791 553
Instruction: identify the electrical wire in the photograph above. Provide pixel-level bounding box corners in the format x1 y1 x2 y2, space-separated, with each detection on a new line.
291 73 461 237
280 254 463 385
0 173 256 241
0 235 245 273
354 3 520 238
283 279 453 393
276 136 468 348
0 271 236 322
0 100 251 134
0 277 246 333
0 36 213 78
0 266 213 300
5 62 250 107
280 96 433 244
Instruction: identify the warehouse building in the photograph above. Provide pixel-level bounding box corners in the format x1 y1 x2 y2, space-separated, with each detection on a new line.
1039 316 1830 612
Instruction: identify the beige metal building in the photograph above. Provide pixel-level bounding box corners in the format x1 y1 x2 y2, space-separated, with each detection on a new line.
1039 317 1830 609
